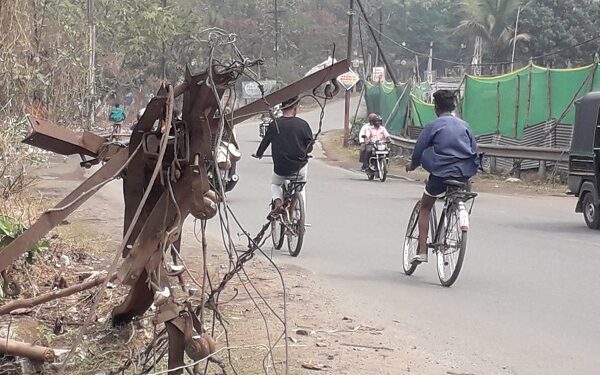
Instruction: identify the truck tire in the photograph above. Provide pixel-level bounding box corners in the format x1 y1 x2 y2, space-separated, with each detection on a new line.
583 193 600 229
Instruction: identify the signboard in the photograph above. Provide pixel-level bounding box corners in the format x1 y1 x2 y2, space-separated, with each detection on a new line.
241 80 277 99
336 69 361 91
372 67 385 83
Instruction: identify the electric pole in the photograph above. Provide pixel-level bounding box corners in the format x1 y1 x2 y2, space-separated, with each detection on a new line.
427 41 433 83
344 0 355 148
267 0 285 84
355 0 398 84
275 0 278 82
511 5 522 72
378 7 383 67
87 0 96 128
162 0 167 81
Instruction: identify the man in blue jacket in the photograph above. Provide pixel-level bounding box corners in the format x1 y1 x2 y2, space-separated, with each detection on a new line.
406 90 478 264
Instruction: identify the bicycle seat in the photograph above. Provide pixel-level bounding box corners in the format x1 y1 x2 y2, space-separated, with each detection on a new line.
444 180 466 188
286 180 306 189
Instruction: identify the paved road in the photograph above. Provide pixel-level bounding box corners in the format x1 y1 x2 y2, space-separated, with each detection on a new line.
223 98 600 374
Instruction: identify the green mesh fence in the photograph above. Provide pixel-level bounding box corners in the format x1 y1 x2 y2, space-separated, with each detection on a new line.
365 63 600 138
364 82 411 134
411 95 436 127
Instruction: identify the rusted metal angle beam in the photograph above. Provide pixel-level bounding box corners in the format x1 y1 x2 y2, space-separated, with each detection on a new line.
0 148 129 273
22 116 106 157
116 170 192 286
232 59 349 125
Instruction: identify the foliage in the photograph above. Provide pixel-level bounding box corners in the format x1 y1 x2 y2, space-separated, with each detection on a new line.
0 215 51 262
0 116 46 200
517 0 600 66
1 0 599 125
0 0 89 123
369 0 599 74
382 0 464 74
456 0 531 64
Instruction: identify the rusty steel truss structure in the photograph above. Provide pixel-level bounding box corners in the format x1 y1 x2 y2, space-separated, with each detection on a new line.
0 57 348 373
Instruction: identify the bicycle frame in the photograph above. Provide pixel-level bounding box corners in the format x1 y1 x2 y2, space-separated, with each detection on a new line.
429 189 477 251
275 180 305 231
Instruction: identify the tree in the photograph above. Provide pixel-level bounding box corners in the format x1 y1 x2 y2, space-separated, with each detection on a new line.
517 0 600 67
385 0 464 76
456 0 531 68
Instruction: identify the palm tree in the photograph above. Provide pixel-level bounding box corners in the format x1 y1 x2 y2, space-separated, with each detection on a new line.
457 0 532 71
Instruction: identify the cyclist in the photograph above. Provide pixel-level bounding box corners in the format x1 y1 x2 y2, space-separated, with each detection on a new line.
109 102 126 139
253 96 313 217
405 90 478 264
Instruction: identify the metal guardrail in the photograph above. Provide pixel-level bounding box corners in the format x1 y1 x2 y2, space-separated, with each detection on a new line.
390 135 570 163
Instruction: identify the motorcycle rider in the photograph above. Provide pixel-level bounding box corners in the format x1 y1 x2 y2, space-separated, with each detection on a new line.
253 96 313 217
359 113 378 171
405 90 478 264
362 114 391 170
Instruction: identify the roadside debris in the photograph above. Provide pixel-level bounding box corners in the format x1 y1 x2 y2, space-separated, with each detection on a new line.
0 31 347 373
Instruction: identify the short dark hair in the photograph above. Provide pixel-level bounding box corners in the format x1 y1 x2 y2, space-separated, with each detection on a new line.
281 96 300 110
433 90 457 113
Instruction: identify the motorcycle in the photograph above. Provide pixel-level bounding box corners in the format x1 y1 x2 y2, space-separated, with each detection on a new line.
259 115 270 138
214 141 242 193
259 105 283 138
366 140 390 182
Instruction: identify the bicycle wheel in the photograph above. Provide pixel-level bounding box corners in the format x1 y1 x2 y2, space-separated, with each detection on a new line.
271 219 284 249
112 124 122 141
402 201 421 275
271 200 285 249
287 193 305 257
435 205 467 287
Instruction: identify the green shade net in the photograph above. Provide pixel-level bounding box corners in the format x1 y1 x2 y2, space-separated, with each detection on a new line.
365 82 411 134
461 64 598 138
366 63 600 138
411 95 436 127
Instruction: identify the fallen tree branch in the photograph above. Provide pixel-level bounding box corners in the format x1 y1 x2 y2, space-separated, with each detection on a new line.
339 342 394 351
0 338 56 362
0 274 112 315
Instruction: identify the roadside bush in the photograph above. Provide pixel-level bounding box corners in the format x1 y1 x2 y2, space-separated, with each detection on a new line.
349 116 366 146
0 116 46 204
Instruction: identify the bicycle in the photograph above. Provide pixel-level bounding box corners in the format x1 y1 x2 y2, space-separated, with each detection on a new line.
110 122 123 142
402 180 478 287
270 178 306 257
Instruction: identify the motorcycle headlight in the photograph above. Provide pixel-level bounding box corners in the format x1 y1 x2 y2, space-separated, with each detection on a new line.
377 144 386 151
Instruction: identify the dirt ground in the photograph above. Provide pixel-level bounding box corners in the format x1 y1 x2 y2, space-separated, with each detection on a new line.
319 129 570 198
0 156 455 374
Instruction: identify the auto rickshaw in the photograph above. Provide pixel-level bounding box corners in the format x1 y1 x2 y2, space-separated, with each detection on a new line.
568 91 600 229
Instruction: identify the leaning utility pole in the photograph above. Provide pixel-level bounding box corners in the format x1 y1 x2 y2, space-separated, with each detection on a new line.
343 0 355 148
86 0 96 128
355 0 398 84
510 5 523 72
